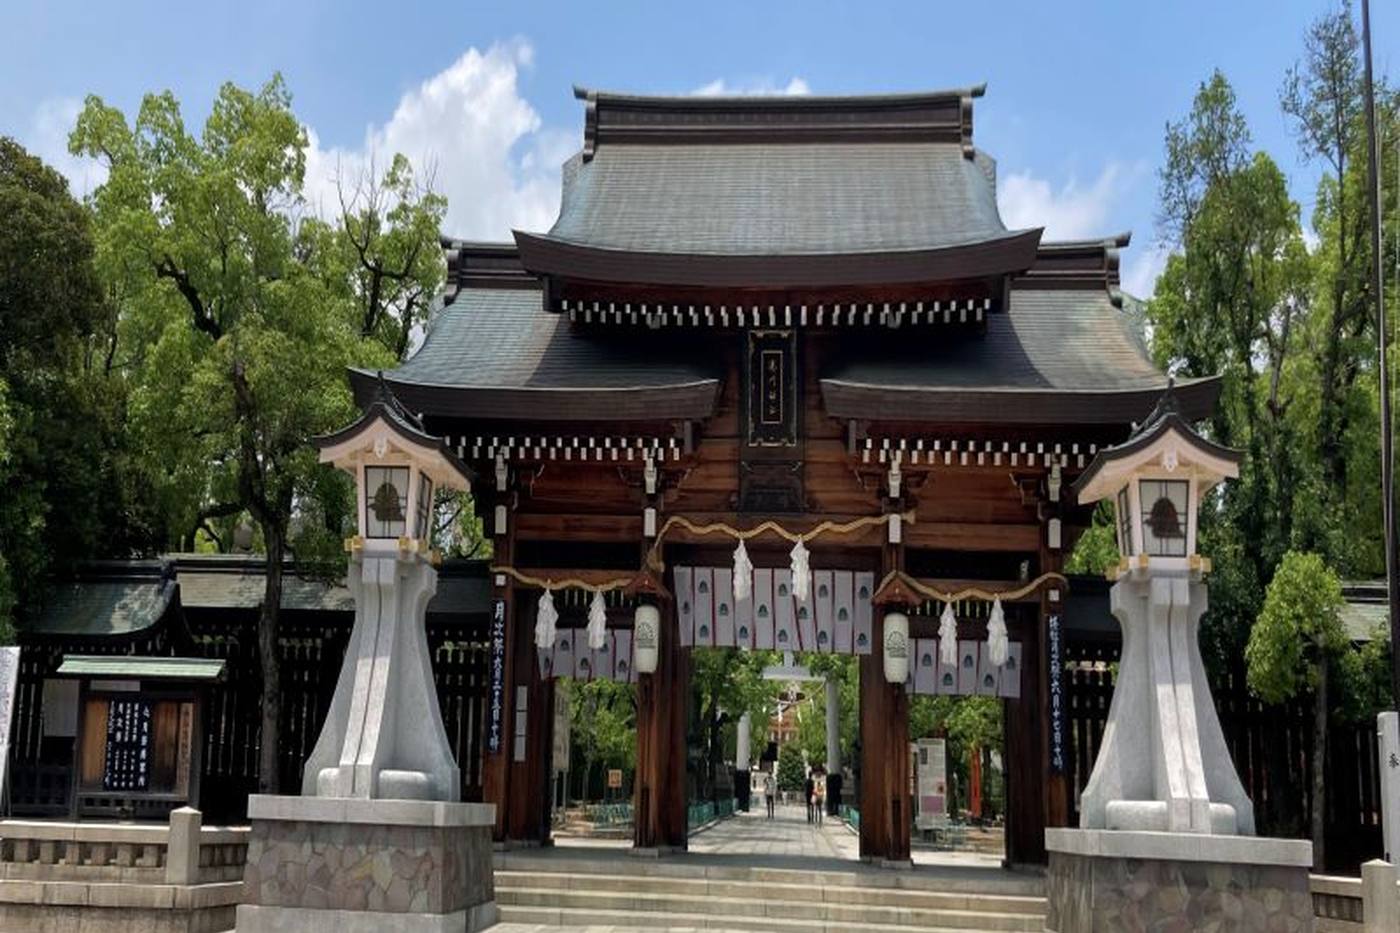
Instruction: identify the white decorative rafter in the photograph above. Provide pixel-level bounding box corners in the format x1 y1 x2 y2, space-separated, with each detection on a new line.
458 434 683 464
560 298 993 328
861 435 1099 470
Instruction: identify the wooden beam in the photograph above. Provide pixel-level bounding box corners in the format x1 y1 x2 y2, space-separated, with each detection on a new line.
901 521 1040 552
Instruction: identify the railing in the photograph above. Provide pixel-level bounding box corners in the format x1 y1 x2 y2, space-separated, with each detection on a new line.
584 802 634 828
687 797 737 830
0 807 248 886
841 804 860 828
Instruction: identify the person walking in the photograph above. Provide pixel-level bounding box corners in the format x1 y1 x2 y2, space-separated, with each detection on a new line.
763 772 776 819
814 774 825 826
804 773 815 823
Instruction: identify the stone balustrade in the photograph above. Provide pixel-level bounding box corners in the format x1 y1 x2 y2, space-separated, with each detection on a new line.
0 808 248 933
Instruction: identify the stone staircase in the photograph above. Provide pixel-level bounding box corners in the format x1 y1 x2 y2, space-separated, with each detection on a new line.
493 852 1046 932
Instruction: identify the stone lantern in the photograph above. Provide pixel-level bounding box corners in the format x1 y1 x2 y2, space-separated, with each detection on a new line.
1044 384 1313 933
304 378 474 801
1070 385 1250 836
237 378 498 933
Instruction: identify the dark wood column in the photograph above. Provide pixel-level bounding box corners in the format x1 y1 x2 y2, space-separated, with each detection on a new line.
481 485 514 842
1040 497 1070 834
1003 605 1046 866
505 597 554 845
633 593 689 851
859 501 910 864
481 467 553 847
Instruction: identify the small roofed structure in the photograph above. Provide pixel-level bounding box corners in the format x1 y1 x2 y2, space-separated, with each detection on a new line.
314 373 474 555
1073 381 1241 577
52 654 225 820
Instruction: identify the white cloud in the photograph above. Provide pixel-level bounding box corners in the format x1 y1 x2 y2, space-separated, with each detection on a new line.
997 162 1139 241
1122 243 1170 300
23 97 108 198
304 40 572 239
691 77 811 97
25 42 570 241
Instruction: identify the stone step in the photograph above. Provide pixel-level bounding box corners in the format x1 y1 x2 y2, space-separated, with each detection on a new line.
495 886 1043 931
497 904 1024 933
495 870 1046 915
493 854 1044 898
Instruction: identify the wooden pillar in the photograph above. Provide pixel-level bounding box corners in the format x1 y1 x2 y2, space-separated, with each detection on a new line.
633 594 688 851
481 481 514 843
859 500 910 864
1040 505 1069 833
481 461 553 847
1003 606 1045 866
505 600 554 845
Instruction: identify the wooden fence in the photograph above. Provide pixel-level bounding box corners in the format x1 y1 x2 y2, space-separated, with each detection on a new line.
10 609 491 824
1064 637 1384 873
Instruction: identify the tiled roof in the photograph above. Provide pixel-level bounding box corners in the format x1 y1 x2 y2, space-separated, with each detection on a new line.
21 561 177 638
355 287 721 421
821 287 1219 424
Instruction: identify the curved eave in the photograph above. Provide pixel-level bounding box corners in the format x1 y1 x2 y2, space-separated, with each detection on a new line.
1071 410 1242 502
350 368 721 424
513 228 1042 289
314 398 476 486
820 376 1222 426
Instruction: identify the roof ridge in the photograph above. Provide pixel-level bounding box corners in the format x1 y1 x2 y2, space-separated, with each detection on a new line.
574 84 983 160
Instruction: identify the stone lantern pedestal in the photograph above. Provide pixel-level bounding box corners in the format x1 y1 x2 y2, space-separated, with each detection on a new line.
235 384 496 932
1044 387 1314 931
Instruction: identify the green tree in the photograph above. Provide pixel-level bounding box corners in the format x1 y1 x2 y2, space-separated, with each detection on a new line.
1065 501 1121 576
690 648 782 802
909 695 1003 817
1246 550 1346 868
776 742 805 794
70 78 389 792
567 678 637 800
0 137 160 639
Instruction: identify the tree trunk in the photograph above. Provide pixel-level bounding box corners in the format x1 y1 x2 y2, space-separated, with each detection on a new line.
257 524 285 794
1312 654 1328 872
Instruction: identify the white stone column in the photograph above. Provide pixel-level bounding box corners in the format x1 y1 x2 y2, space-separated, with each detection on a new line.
301 551 460 801
825 675 840 776
736 712 751 772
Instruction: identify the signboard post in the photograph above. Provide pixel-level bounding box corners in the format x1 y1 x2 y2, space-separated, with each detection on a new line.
1379 711 1400 867
915 737 948 830
0 647 19 814
487 599 507 755
1047 613 1066 774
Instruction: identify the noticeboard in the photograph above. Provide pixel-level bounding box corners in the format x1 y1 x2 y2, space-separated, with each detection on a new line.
102 698 153 792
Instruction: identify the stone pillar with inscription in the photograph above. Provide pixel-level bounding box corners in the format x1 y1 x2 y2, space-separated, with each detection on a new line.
1044 388 1313 932
236 381 498 933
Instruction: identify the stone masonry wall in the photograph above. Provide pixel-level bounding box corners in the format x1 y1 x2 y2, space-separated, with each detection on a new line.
241 817 493 915
1047 850 1314 932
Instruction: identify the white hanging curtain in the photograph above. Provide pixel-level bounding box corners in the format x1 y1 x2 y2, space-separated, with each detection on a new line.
938 601 958 665
535 589 559 650
789 539 811 602
732 540 753 602
586 590 608 649
986 597 1009 667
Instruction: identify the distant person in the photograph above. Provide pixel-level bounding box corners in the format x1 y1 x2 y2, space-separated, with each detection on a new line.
804 773 815 823
813 775 825 826
763 772 776 819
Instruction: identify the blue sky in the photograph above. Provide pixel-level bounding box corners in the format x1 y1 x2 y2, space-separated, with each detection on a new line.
3 0 1395 297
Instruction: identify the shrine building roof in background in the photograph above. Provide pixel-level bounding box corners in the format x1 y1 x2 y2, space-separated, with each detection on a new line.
513 86 1041 288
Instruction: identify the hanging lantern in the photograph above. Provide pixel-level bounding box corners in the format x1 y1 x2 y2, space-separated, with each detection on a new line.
634 604 660 674
732 539 754 602
586 590 608 649
789 539 811 602
883 611 910 684
535 589 558 650
938 602 958 666
986 597 1009 667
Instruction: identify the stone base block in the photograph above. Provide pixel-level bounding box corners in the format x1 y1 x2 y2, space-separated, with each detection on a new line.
1045 829 1314 932
237 795 496 933
236 902 498 933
